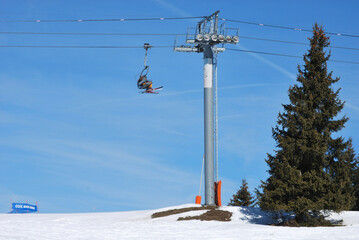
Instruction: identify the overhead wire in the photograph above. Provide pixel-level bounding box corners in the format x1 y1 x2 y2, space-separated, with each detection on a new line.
0 44 357 64
226 48 359 65
238 35 359 51
0 14 357 64
0 14 357 38
0 31 187 36
1 31 358 51
214 52 219 182
0 45 173 48
222 19 359 38
0 16 205 23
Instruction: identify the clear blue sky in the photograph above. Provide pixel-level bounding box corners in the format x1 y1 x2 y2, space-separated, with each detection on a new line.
0 0 358 213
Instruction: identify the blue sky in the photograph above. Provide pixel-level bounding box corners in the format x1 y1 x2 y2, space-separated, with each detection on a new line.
0 0 358 213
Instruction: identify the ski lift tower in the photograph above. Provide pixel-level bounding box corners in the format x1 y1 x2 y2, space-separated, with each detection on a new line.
174 11 239 205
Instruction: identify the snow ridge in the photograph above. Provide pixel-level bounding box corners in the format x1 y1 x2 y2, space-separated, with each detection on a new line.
0 204 358 240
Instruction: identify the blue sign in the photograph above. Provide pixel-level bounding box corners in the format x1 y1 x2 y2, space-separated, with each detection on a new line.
9 203 38 213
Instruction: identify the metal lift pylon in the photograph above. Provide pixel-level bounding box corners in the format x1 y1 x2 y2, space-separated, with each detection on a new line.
174 11 239 206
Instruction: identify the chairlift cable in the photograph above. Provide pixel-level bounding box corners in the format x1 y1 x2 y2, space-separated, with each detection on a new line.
199 155 205 196
1 31 357 51
0 45 357 64
222 18 359 38
0 16 205 23
214 51 219 182
0 45 173 48
0 31 188 36
226 48 359 64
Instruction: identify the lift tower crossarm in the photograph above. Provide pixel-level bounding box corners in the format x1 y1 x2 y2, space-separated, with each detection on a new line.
197 11 220 34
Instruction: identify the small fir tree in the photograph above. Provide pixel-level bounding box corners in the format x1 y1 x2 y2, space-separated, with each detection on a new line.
229 179 255 207
330 138 357 210
352 148 359 211
253 188 262 207
258 23 355 225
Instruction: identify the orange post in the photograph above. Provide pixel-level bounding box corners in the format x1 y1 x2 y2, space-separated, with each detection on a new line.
217 180 222 206
195 195 201 204
214 180 222 206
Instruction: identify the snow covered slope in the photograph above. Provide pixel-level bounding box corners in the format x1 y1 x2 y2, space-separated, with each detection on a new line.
0 204 358 240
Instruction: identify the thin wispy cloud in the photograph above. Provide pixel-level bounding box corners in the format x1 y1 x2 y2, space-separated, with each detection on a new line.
219 83 284 90
65 95 140 112
160 89 202 96
153 0 196 19
152 125 190 137
159 83 284 97
346 102 359 112
236 44 297 80
0 136 197 185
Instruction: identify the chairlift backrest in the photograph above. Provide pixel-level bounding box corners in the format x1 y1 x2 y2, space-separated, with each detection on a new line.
141 65 149 77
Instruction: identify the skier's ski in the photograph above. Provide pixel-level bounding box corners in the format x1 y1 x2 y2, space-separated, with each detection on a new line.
139 86 163 94
153 86 163 91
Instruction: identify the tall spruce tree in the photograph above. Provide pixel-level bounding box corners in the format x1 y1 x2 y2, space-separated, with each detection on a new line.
229 179 255 207
259 23 355 224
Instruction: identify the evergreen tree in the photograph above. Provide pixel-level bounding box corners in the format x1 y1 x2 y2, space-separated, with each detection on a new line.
352 147 359 210
258 23 355 225
229 179 255 207
330 138 357 210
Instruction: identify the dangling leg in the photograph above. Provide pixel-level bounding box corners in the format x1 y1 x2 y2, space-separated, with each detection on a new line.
137 76 148 89
143 81 153 90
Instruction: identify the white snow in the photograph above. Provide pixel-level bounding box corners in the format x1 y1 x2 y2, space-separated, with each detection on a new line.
0 204 358 240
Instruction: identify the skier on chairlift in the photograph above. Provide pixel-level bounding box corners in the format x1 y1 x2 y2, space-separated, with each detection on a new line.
137 66 153 91
137 43 162 94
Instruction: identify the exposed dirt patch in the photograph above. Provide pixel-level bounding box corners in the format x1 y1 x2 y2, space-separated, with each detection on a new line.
178 209 232 222
152 206 232 222
151 206 217 219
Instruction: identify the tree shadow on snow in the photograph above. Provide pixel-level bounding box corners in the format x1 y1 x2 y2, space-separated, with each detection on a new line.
237 207 274 225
